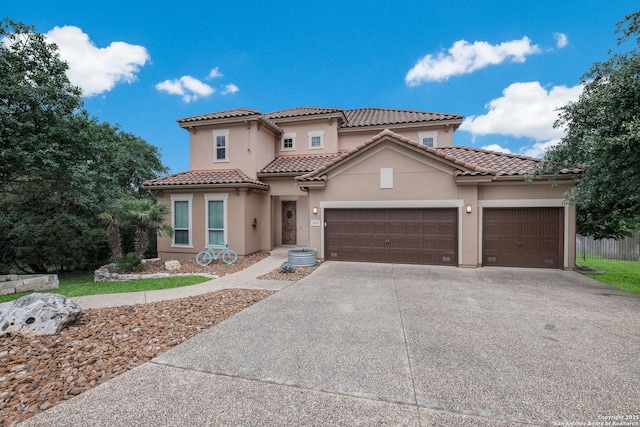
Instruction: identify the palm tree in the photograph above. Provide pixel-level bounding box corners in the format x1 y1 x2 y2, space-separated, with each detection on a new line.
97 212 123 259
119 198 173 257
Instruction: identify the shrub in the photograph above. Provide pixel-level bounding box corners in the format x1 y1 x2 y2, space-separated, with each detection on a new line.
116 253 144 272
280 262 296 274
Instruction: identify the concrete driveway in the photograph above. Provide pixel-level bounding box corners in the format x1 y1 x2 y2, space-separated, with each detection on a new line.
23 262 640 426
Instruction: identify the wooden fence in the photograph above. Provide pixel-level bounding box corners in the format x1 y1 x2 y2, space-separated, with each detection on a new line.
576 232 640 261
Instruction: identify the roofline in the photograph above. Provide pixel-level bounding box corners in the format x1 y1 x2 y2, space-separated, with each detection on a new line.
142 182 270 191
338 118 463 133
455 173 578 184
178 115 282 135
257 172 301 178
267 110 347 125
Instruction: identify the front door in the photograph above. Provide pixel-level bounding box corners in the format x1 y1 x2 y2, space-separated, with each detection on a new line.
282 201 297 245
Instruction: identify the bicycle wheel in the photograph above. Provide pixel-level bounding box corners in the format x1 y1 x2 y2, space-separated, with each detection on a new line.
196 251 213 266
222 249 238 265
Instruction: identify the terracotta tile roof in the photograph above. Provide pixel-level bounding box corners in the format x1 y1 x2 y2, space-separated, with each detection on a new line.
437 147 539 176
178 106 463 128
259 153 343 175
342 107 463 128
178 108 261 124
295 129 568 182
264 107 344 120
143 169 269 188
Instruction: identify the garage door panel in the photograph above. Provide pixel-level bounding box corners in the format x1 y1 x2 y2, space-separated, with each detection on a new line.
482 208 563 269
325 208 457 265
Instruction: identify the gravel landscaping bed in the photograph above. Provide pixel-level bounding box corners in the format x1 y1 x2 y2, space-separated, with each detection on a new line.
0 288 275 426
257 261 323 281
141 251 270 276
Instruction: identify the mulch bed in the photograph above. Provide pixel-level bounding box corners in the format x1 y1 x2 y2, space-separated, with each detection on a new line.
0 289 275 426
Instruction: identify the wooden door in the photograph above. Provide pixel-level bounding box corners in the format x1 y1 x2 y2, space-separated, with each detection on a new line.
282 201 297 245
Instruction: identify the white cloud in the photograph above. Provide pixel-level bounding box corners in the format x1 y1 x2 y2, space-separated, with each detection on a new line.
522 139 560 158
482 144 512 154
45 26 150 97
221 83 239 95
207 67 223 79
155 76 215 103
405 37 541 85
460 81 583 141
554 33 568 49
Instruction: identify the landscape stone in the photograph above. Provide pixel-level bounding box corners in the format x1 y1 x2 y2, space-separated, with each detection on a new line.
164 260 181 271
0 293 83 335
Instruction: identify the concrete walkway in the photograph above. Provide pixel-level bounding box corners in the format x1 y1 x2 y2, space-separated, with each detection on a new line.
21 261 640 426
71 246 293 309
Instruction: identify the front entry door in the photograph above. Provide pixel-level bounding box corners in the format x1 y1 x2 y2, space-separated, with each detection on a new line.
282 201 297 245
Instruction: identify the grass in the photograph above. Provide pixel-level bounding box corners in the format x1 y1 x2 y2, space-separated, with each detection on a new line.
0 273 211 304
576 257 640 294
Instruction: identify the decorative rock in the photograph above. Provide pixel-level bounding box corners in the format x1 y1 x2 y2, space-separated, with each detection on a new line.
164 260 181 271
0 293 83 335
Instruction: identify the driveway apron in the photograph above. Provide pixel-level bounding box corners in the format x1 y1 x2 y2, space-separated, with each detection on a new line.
21 262 640 426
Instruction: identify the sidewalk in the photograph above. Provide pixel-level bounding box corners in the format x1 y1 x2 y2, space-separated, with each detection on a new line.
71 246 293 309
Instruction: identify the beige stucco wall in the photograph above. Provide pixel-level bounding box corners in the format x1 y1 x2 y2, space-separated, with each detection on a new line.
189 122 277 177
155 188 266 260
275 119 339 155
338 125 455 152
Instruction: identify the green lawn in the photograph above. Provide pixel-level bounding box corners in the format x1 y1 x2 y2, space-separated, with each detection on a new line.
576 257 640 294
0 274 211 304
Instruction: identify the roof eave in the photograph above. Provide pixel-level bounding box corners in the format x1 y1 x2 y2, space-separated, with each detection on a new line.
339 117 463 133
142 182 270 191
257 172 304 178
268 111 347 125
178 115 282 135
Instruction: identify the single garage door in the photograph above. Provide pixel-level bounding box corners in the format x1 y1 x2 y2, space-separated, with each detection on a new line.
483 207 563 268
325 208 457 265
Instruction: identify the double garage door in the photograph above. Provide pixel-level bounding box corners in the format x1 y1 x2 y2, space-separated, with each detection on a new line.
324 207 564 268
324 208 457 265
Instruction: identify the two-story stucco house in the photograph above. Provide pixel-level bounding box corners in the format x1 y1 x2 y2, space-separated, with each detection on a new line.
143 106 578 269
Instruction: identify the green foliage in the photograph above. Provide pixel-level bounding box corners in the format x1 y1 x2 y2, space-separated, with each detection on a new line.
280 262 296 273
0 274 211 303
539 11 640 239
117 198 173 257
0 19 168 274
116 253 144 272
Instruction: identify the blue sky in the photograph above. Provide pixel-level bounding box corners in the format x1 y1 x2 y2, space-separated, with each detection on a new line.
5 1 639 174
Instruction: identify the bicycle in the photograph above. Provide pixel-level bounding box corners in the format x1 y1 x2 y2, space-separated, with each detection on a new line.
195 243 238 266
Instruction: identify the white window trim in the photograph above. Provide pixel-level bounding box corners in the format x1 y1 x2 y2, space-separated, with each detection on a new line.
308 130 324 149
213 129 230 162
419 131 438 148
171 194 193 248
204 193 228 246
281 132 296 151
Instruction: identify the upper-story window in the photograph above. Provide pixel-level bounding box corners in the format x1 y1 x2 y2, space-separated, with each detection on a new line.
282 132 296 151
419 131 438 148
308 130 324 149
213 129 229 162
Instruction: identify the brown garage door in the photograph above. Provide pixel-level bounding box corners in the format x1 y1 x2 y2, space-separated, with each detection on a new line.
483 208 563 268
324 208 457 265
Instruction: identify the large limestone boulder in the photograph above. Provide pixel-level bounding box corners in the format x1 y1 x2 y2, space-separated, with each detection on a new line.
0 293 83 335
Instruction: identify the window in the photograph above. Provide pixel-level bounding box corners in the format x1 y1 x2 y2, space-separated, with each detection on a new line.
205 194 227 245
308 130 324 149
419 131 438 148
171 195 192 247
282 132 296 151
213 129 229 161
